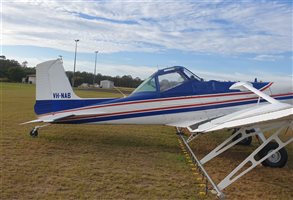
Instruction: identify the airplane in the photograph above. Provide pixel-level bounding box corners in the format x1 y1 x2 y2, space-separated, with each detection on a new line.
23 59 293 198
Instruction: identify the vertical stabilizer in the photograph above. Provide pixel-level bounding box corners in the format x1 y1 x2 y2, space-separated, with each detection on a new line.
36 59 79 100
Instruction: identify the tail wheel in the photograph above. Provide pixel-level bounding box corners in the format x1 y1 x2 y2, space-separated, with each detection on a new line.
258 142 288 168
30 129 38 137
232 129 253 146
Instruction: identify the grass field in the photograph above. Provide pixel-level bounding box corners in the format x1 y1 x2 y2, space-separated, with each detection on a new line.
1 82 292 200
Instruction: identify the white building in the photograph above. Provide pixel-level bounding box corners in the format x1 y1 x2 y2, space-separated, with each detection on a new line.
22 74 36 84
100 80 114 89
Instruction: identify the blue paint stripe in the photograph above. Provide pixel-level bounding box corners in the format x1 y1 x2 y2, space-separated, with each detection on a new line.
275 96 293 101
55 95 292 124
34 98 116 115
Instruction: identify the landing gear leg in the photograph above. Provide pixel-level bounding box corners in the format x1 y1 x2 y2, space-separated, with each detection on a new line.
231 128 254 146
29 124 50 137
176 127 183 135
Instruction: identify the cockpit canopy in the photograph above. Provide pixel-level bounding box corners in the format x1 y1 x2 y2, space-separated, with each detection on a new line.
128 65 269 100
132 66 201 95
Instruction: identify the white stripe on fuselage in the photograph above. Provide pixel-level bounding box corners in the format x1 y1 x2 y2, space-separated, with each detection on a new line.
55 91 292 125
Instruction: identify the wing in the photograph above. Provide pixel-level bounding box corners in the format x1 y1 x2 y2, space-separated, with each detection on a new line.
185 81 292 133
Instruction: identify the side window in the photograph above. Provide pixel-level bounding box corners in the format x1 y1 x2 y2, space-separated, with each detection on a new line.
159 72 186 92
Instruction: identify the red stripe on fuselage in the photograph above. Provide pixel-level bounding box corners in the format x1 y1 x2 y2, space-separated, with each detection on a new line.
59 90 291 122
40 82 274 117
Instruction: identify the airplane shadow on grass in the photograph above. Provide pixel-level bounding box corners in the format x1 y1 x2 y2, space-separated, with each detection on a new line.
39 125 178 153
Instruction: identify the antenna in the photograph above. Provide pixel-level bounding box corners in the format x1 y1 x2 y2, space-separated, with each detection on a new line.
114 86 127 98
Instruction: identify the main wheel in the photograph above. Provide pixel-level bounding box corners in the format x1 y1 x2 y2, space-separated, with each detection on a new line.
30 129 38 137
232 129 253 146
258 142 288 168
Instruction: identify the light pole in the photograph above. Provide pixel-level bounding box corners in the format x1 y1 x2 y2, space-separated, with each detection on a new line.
72 39 79 87
93 51 98 86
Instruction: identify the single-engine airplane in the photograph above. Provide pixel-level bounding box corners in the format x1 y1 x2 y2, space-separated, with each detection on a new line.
23 59 293 198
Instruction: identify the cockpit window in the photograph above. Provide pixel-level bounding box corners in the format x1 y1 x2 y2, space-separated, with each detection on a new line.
183 68 201 81
159 72 186 92
132 76 156 94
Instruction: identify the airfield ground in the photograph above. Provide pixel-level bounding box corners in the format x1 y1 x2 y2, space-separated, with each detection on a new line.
1 82 292 199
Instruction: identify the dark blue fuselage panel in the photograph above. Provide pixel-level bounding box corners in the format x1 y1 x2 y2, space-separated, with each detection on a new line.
34 79 269 115
34 98 115 115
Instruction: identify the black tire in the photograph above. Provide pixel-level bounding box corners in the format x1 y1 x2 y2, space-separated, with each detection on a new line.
258 142 288 168
30 129 38 137
231 129 253 146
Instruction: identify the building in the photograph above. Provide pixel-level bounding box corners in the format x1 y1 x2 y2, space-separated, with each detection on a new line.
100 80 114 89
22 74 36 84
78 83 89 88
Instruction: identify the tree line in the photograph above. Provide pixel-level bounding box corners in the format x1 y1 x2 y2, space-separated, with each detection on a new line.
0 57 143 88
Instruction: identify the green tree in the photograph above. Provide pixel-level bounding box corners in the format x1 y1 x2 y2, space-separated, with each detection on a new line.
7 67 25 82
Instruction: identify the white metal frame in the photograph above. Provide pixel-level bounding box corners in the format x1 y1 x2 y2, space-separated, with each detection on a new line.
218 122 292 190
200 128 261 164
178 121 293 198
187 133 201 143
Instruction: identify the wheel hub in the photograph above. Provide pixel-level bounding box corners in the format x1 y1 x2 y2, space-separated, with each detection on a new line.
267 150 281 163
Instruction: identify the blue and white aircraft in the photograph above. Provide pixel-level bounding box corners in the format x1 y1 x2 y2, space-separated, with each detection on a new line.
24 59 293 198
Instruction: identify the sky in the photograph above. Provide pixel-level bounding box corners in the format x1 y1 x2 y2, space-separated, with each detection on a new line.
1 0 292 83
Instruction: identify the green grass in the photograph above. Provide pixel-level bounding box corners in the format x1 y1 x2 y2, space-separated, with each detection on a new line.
1 82 292 200
0 82 205 199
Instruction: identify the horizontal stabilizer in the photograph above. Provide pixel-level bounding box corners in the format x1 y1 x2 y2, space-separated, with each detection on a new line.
21 111 106 124
21 119 44 125
21 113 74 124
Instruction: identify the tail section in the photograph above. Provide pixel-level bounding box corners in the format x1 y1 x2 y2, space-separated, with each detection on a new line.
34 59 116 116
34 59 80 115
36 59 79 100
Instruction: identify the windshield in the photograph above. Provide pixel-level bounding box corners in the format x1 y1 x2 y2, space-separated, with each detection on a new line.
131 66 202 95
131 76 157 94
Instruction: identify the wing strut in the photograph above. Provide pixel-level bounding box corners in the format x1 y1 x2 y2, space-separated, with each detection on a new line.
229 81 278 104
177 121 293 198
178 132 225 199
